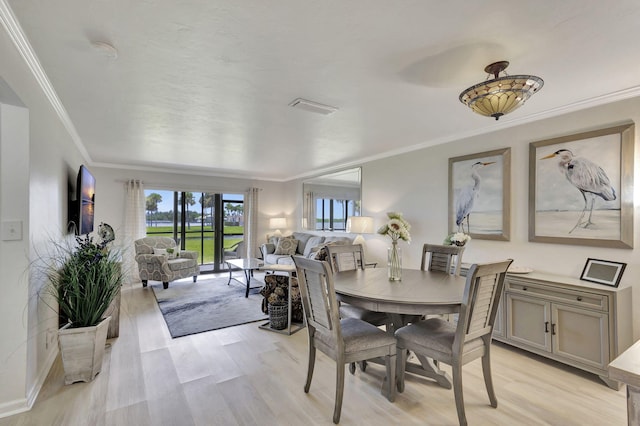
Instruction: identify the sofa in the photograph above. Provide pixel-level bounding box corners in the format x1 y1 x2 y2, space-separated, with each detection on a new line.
134 236 200 289
260 232 353 265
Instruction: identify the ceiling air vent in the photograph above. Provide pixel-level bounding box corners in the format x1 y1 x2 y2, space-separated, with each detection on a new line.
288 98 338 115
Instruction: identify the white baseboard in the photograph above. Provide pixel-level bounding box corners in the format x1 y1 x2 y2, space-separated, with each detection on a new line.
0 397 29 419
0 345 58 419
27 345 58 408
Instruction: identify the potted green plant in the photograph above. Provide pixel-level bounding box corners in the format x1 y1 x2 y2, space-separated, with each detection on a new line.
44 223 122 384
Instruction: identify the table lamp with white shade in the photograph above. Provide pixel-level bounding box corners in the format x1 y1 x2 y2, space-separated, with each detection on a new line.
346 216 374 245
269 217 287 238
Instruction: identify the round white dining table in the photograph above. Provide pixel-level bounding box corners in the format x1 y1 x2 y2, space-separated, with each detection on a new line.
333 267 468 389
333 267 466 316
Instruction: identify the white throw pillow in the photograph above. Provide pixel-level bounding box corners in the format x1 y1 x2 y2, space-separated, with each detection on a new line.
154 248 168 256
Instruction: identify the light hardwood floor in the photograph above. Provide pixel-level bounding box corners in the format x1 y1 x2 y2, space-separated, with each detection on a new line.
1 276 628 425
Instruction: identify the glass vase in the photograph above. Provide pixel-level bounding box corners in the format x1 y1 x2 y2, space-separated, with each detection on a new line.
388 241 402 281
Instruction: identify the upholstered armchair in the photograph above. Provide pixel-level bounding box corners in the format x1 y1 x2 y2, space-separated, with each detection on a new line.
223 240 245 261
134 236 200 289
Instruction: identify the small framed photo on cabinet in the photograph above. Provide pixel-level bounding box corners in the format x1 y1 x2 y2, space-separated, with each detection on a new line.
580 258 626 287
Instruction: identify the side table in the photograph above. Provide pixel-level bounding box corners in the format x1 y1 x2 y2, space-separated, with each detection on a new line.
258 264 305 335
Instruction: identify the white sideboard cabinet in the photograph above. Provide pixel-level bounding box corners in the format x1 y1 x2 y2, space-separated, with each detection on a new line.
493 271 632 389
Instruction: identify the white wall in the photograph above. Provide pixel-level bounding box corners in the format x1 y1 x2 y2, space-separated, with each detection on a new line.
0 100 30 415
331 97 640 339
0 28 86 416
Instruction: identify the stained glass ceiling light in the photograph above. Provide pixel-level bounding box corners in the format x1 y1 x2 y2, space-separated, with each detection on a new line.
459 61 544 120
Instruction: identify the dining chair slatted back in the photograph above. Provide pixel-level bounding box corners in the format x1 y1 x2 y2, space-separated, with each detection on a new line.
326 244 391 331
326 244 365 272
459 263 508 344
395 259 513 426
421 243 465 275
300 258 337 333
293 256 397 424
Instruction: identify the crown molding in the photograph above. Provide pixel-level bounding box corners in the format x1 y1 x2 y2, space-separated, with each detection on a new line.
0 0 90 162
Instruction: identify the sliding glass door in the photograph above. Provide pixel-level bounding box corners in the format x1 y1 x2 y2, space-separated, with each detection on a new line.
145 189 244 273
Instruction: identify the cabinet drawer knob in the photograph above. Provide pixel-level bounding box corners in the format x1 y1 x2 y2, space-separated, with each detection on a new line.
577 296 583 301
523 287 528 291
544 321 549 333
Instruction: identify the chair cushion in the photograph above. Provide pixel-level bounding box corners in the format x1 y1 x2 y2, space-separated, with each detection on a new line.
274 238 298 255
339 304 389 327
315 317 395 354
167 258 197 271
395 318 484 356
341 318 396 354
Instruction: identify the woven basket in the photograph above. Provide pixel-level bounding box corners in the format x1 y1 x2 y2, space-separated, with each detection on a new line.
268 302 288 330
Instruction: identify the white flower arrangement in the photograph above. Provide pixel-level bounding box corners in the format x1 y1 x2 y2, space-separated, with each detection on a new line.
445 232 471 246
377 212 411 243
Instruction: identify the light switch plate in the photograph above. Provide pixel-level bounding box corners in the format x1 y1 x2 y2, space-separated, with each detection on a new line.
1 220 23 241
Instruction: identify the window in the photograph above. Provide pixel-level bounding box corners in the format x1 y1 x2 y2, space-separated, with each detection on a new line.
144 189 244 272
314 198 357 231
302 167 362 231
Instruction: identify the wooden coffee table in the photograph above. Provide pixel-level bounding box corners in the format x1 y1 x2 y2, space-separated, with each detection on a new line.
226 258 265 297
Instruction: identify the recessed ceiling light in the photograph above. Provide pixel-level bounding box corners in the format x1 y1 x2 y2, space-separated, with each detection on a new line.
91 41 118 59
288 98 337 115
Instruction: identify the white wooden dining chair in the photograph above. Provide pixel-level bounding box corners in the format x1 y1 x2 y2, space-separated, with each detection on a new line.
293 255 397 424
326 244 391 328
418 243 466 323
326 243 364 270
395 259 513 426
420 243 465 275
326 244 392 373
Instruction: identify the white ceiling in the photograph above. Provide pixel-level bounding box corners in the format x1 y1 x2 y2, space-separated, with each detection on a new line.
5 1 640 181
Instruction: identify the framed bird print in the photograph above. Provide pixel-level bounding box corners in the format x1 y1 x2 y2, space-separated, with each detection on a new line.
448 148 511 241
529 123 634 248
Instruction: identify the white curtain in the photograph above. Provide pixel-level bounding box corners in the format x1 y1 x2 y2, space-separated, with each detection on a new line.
304 190 315 230
123 180 146 284
245 187 261 258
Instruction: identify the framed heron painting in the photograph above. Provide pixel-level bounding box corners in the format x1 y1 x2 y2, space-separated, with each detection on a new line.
448 148 510 241
529 123 634 248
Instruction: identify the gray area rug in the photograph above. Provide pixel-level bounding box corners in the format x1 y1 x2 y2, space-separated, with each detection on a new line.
151 276 267 338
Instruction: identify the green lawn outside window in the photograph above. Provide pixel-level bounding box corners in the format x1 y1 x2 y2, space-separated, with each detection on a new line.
145 225 243 264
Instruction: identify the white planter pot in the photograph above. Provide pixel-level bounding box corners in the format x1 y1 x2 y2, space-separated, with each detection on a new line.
58 316 111 385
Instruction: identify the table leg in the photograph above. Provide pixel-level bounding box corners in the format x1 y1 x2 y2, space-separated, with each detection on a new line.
390 313 453 389
244 269 251 298
287 270 292 334
411 354 452 389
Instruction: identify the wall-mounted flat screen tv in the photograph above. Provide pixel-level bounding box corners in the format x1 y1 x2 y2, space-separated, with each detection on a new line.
72 165 95 235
